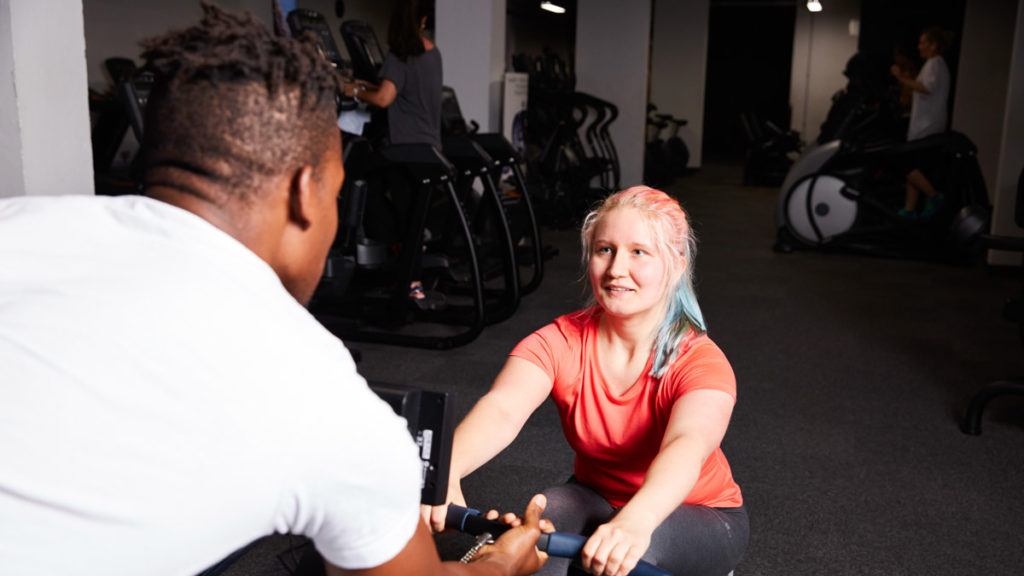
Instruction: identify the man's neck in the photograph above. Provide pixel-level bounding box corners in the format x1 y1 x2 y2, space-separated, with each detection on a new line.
145 183 282 266
147 185 240 236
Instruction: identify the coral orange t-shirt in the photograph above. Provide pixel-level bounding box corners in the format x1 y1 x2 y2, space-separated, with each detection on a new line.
510 308 743 509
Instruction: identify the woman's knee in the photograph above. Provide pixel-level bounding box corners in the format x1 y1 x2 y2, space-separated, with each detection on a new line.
645 505 749 575
540 482 613 536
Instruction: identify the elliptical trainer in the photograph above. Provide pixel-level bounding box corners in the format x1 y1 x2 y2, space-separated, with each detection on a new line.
773 130 991 262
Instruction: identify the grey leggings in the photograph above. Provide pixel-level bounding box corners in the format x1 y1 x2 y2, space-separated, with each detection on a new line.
537 479 748 576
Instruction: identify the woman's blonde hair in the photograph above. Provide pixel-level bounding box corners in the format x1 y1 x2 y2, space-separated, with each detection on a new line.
922 27 954 55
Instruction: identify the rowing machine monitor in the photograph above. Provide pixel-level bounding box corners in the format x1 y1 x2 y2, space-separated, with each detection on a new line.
369 382 454 506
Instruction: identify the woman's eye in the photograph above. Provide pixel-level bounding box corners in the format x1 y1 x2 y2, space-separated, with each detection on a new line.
596 246 611 254
633 249 646 256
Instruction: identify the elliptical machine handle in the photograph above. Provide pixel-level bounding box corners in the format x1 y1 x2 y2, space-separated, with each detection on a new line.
445 504 674 576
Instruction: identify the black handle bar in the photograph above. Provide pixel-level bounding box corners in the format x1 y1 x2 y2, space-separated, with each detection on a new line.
445 504 673 576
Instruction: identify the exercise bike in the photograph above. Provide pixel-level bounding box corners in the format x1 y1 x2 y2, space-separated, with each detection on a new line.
773 130 991 262
644 104 690 188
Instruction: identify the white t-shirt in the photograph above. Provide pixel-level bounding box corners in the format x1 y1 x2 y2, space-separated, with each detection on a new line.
0 195 422 576
907 55 950 140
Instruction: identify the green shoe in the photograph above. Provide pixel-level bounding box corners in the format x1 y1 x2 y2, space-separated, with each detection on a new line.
920 193 945 219
897 208 917 220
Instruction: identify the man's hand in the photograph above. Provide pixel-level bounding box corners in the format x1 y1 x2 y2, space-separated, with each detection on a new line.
471 494 549 576
479 503 555 535
328 494 550 576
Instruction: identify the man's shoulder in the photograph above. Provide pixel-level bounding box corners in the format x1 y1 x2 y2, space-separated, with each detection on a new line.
0 194 210 236
0 193 126 222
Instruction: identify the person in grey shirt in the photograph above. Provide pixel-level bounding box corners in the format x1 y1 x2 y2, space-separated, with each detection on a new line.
345 0 442 300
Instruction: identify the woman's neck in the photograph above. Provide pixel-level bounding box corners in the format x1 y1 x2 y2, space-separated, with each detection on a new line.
597 309 660 361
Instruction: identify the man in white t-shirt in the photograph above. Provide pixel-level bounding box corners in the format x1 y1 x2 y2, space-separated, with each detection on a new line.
0 4 546 576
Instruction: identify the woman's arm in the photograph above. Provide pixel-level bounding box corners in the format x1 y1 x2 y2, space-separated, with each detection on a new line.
890 65 931 95
423 356 554 532
345 79 398 108
581 389 735 576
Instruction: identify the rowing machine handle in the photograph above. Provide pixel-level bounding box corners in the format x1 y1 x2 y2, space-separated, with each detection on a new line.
445 505 673 576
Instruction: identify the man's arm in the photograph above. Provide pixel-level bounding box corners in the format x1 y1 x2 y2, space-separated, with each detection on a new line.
326 494 549 576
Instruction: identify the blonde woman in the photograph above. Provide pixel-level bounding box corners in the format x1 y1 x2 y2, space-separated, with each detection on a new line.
427 187 748 576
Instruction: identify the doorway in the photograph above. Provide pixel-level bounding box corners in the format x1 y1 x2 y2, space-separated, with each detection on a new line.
702 0 797 162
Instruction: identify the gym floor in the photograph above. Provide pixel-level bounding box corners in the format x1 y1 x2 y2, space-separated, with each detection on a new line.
225 161 1024 575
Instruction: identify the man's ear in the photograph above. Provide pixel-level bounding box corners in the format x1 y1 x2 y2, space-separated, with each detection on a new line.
288 165 316 230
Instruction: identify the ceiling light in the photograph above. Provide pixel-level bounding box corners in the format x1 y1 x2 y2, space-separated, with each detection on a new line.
540 2 566 14
807 0 822 12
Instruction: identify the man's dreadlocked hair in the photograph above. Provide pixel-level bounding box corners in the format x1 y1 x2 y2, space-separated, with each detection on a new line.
138 2 345 206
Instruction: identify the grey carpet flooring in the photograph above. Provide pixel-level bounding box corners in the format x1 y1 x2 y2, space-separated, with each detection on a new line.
225 162 1024 575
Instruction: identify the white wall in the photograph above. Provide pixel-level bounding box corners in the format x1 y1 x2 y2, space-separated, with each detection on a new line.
952 0 1018 195
649 0 709 168
988 0 1024 265
575 0 651 188
789 0 860 144
435 0 506 132
1 0 92 198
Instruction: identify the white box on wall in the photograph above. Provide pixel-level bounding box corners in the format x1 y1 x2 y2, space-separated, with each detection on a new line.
502 72 529 155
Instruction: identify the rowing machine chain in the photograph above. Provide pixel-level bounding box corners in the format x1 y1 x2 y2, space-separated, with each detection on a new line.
459 532 495 563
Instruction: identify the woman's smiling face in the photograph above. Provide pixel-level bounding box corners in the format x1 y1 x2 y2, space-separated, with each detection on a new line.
588 207 673 323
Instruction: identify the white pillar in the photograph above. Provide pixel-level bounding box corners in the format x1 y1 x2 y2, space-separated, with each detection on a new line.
576 0 651 188
0 0 25 197
1 0 93 198
649 0 709 169
435 0 506 132
988 0 1024 266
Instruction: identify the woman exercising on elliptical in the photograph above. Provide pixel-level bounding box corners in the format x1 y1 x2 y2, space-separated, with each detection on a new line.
344 0 441 301
890 27 953 220
425 187 749 576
